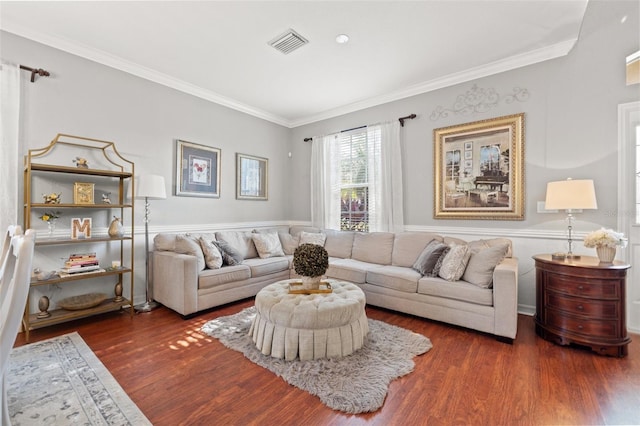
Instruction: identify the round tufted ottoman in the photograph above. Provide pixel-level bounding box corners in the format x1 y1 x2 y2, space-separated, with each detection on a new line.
249 279 368 361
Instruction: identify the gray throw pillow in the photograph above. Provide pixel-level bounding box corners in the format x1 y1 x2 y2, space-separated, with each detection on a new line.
213 240 244 266
412 240 449 275
462 243 509 288
428 246 450 277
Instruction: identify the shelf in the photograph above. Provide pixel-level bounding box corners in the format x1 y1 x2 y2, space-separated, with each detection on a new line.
30 267 131 286
27 163 133 178
35 236 132 246
26 297 132 330
29 203 133 209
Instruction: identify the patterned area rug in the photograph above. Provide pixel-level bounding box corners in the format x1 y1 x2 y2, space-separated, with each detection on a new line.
7 332 151 425
201 307 433 414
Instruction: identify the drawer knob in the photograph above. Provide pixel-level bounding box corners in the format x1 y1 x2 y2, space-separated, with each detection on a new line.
577 305 584 310
577 285 584 290
578 324 584 330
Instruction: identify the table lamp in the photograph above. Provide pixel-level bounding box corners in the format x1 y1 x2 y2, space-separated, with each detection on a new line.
545 178 598 260
133 174 166 312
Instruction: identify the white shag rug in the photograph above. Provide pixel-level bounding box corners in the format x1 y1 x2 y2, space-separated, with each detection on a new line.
7 332 151 425
201 307 432 414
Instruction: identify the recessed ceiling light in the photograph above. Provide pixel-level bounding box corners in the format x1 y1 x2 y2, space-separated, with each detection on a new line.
335 34 350 44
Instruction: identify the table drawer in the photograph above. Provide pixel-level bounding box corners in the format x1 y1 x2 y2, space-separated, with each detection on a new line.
546 293 619 318
546 309 619 338
546 275 619 299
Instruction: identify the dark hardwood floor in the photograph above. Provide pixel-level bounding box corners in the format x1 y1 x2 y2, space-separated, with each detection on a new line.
14 300 640 425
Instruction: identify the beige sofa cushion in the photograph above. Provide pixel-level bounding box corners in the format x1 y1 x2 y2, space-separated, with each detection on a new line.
251 232 285 258
299 231 326 246
215 231 258 259
289 225 322 236
278 232 299 255
243 257 289 277
351 232 394 265
366 266 421 293
326 258 379 284
198 264 251 290
174 235 206 271
323 230 355 258
392 232 441 267
417 276 494 306
462 243 509 288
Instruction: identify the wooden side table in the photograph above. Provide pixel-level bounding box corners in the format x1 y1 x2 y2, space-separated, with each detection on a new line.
533 254 631 357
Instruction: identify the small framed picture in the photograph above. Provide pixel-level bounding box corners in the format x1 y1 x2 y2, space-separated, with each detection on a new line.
73 182 95 205
70 218 92 239
464 142 473 151
175 140 221 198
236 153 268 200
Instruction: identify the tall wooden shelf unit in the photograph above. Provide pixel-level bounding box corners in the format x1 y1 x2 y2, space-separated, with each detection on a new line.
23 134 135 341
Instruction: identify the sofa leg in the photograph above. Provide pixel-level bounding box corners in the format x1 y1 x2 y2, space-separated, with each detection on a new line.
495 335 514 344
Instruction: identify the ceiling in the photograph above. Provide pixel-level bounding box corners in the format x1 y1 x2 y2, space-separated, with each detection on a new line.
0 1 589 128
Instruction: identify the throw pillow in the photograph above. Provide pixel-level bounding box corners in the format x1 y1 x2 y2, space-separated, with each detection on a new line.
412 240 449 275
278 232 299 255
174 235 206 272
212 240 244 266
462 243 510 288
198 237 223 269
428 246 450 277
252 232 285 258
299 231 326 246
438 244 471 282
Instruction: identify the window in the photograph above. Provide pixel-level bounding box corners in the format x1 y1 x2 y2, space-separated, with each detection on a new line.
339 129 370 231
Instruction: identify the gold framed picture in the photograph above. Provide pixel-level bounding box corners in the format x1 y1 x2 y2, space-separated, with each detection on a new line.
73 182 95 205
433 113 525 220
236 153 268 200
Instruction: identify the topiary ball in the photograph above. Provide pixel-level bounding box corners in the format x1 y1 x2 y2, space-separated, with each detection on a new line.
293 243 329 277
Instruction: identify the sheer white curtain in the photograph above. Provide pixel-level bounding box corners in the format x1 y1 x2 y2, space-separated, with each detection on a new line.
0 62 21 234
310 134 341 229
310 120 404 232
368 121 404 232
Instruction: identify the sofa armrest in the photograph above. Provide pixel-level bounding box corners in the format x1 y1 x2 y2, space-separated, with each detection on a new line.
492 257 518 339
153 251 199 316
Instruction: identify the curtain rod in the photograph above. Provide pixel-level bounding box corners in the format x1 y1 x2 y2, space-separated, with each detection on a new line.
19 65 50 83
303 113 417 142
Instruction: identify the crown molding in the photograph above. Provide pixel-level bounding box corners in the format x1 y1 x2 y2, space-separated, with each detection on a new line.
0 22 290 127
3 21 576 129
289 39 577 128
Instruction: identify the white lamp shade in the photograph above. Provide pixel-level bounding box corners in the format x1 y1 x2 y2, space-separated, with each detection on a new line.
134 175 167 200
545 179 598 210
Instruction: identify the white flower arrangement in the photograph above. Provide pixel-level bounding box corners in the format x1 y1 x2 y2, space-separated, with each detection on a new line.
584 228 628 249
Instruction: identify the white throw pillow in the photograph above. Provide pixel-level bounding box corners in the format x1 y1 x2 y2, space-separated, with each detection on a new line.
278 232 299 255
438 244 471 282
252 233 285 258
299 231 326 246
198 237 223 269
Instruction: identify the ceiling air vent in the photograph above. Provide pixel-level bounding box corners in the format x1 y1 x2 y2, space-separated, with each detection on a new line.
269 29 309 54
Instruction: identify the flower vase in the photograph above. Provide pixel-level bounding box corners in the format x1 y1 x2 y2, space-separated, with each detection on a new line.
596 246 616 263
301 275 322 290
47 219 57 238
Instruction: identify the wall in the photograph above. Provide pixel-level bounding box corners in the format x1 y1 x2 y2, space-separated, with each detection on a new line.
289 0 640 318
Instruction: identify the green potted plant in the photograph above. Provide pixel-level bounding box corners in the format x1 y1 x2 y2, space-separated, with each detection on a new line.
293 243 329 289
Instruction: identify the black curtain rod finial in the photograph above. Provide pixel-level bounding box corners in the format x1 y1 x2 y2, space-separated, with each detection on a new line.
303 137 313 142
399 113 417 127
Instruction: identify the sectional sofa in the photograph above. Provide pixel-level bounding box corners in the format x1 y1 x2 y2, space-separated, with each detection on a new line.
152 226 518 341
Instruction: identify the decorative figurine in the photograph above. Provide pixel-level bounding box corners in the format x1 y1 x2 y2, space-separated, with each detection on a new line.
42 192 61 204
73 157 89 168
102 192 112 204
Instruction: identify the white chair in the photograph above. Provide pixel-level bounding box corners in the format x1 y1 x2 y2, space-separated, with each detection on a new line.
0 229 35 426
0 226 22 306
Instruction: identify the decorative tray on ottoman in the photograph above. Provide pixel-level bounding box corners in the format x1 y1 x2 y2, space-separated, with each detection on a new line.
57 293 108 310
288 281 333 294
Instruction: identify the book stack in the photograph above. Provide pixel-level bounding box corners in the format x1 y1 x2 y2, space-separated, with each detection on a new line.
60 252 101 274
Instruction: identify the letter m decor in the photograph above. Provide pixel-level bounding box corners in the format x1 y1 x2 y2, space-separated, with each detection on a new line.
71 218 92 239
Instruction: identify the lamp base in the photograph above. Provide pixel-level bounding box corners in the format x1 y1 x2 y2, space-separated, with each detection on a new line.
551 252 581 261
135 300 160 312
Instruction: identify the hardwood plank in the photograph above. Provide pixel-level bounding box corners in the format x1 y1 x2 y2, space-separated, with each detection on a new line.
12 299 640 425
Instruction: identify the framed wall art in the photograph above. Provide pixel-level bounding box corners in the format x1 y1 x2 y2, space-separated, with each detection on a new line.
433 113 524 220
175 140 221 198
73 182 94 205
236 153 268 200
